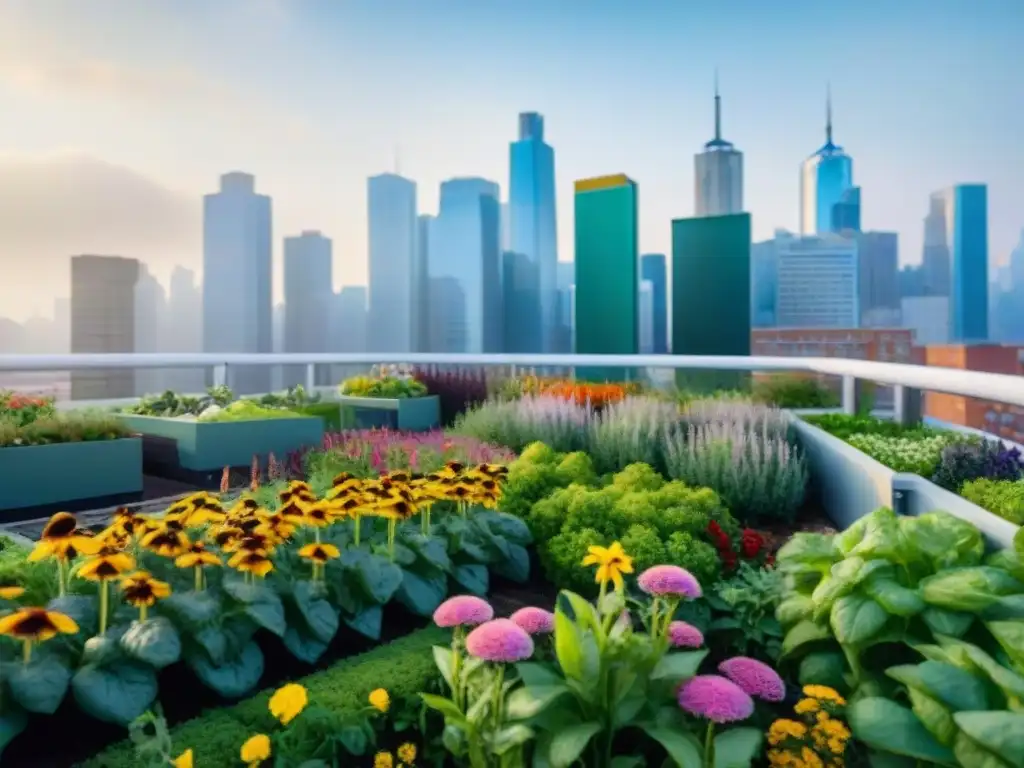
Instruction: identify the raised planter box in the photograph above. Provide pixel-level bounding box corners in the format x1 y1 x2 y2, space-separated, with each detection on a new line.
116 414 324 472
791 414 1019 549
334 394 440 432
0 438 143 512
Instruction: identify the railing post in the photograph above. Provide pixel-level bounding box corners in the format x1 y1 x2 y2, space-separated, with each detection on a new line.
212 363 228 389
893 384 923 426
305 363 316 391
841 375 860 416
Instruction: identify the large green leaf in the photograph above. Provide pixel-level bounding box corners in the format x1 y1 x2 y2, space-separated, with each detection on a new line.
713 727 763 768
831 593 888 646
901 511 985 570
344 551 404 605
71 660 158 725
863 578 925 617
776 532 838 570
920 567 1023 613
641 723 703 768
650 650 709 683
192 624 229 664
506 684 570 720
396 569 448 617
344 605 383 640
222 578 286 636
781 619 833 657
953 711 1024 765
981 595 1024 621
482 512 534 545
986 620 1024 671
492 724 535 756
452 564 489 596
776 595 814 626
812 557 867 611
847 697 955 763
119 617 182 669
934 635 1024 702
886 660 993 712
905 688 957 746
921 607 974 638
292 581 340 643
186 640 264 697
493 543 530 584
46 594 100 638
282 625 330 664
158 591 221 629
547 721 601 768
408 534 453 573
7 654 71 714
0 707 28 760
798 651 848 691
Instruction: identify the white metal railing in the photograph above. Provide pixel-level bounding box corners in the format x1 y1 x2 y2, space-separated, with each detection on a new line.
0 352 1022 419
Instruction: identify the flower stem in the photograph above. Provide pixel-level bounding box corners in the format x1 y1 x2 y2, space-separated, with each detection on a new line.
194 565 203 592
57 559 66 597
139 604 148 623
99 580 110 635
704 721 715 768
387 519 396 562
22 640 31 665
451 629 465 711
354 515 362 547
491 664 505 727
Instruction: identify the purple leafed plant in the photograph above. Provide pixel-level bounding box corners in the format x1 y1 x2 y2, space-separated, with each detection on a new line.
413 366 492 425
932 439 1024 491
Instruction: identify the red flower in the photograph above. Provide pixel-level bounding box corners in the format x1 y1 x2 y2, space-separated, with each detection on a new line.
740 530 763 559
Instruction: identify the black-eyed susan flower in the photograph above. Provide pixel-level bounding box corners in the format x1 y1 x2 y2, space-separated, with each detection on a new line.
28 513 102 596
240 733 271 767
229 531 275 556
303 502 334 529
268 682 308 725
368 687 390 713
175 540 222 591
0 583 25 600
141 526 190 558
185 501 226 529
208 524 245 549
229 551 273 579
78 550 136 582
120 571 171 621
298 542 340 582
108 506 150 539
0 606 79 662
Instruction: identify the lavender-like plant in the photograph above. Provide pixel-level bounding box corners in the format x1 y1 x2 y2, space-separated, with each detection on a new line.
453 395 593 453
681 399 792 443
587 396 684 474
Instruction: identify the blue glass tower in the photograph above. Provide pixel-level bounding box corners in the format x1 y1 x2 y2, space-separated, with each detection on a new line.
936 185 989 342
508 112 558 352
640 254 668 353
800 89 853 236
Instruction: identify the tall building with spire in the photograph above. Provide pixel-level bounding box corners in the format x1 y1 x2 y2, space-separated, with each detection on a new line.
694 76 743 217
800 88 853 235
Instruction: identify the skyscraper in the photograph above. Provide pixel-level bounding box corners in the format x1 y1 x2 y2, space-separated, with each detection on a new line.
283 231 333 386
751 238 779 328
70 255 140 400
574 174 638 379
857 231 900 327
202 172 272 394
774 231 859 328
414 214 433 352
640 254 668 353
671 215 751 390
165 266 203 394
134 264 167 396
831 187 862 233
922 193 952 296
694 78 743 217
367 173 417 353
330 286 368 382
638 280 654 354
427 178 502 353
508 112 558 352
555 261 575 353
800 90 854 236
932 185 989 342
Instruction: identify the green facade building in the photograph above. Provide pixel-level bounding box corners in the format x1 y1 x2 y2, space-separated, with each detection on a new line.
671 213 752 392
574 174 638 380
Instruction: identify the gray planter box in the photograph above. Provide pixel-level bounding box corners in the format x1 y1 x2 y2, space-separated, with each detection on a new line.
791 415 1019 549
0 438 143 511
116 414 323 471
335 394 440 432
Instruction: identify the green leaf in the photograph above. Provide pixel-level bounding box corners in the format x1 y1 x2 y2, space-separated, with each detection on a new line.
650 650 709 682
420 692 467 722
46 594 100 638
863 578 925 617
0 707 28 760
714 727 763 768
81 635 123 666
482 512 534 545
71 660 158 725
396 569 448 617
642 723 703 768
847 697 955 763
186 640 264 697
433 645 455 688
192 624 228 664
492 724 535 755
952 731 1009 768
452 564 489 595
776 532 838 570
934 635 1024 701
920 567 1023 613
506 684 570 719
812 557 866 610
159 591 221 629
409 534 452 573
344 550 404 604
776 595 814 626
903 511 985 571
798 651 848 691
921 607 974 638
781 619 833 657
119 617 182 669
953 711 1024 765
344 605 383 640
886 660 993 712
548 721 601 768
516 661 566 688
7 654 71 714
222 578 286 636
831 593 888 646
292 581 340 643
495 543 531 584
282 625 330 664
905 688 957 746
610 758 644 768
981 595 1024 621
987 620 1024 671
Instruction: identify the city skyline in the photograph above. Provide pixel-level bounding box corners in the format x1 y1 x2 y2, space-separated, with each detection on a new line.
0 0 1023 321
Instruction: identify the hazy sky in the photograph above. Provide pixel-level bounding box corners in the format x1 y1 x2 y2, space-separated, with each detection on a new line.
0 0 1022 322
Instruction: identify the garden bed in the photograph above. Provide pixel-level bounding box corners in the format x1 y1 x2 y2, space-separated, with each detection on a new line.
335 393 441 431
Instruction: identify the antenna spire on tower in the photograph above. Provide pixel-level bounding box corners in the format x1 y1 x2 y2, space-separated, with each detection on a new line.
713 69 722 141
825 82 833 144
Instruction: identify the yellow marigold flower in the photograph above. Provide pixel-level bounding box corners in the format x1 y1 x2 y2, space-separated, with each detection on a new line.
794 697 820 714
397 742 417 763
269 682 308 726
769 719 808 742
816 711 830 724
0 585 25 600
369 688 390 713
828 738 847 755
374 751 394 768
801 746 824 768
172 748 193 768
820 719 850 739
240 733 271 766
0 607 79 642
802 685 846 705
768 749 793 767
581 541 634 591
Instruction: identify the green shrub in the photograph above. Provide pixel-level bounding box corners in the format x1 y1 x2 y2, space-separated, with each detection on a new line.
541 527 606 594
499 461 563 519
198 400 308 422
79 627 449 768
802 413 939 441
665 531 722 587
752 374 840 408
846 432 966 476
961 478 1024 525
0 410 130 447
610 462 665 492
619 524 667 572
555 450 598 486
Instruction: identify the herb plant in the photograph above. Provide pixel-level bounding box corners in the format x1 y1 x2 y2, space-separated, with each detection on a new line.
705 563 785 662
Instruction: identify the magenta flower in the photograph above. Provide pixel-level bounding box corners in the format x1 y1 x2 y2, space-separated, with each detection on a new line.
677 675 755 723
433 595 494 628
465 619 535 663
718 656 786 702
637 565 702 598
667 620 704 648
509 607 555 635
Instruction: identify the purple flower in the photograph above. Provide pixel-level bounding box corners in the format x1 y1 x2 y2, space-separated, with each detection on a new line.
667 620 704 648
718 656 786 702
465 618 535 663
433 595 494 628
677 675 755 723
637 565 702 598
509 607 555 635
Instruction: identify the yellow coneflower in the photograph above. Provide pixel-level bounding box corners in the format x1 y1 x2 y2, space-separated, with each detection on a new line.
255 512 296 544
440 461 465 478
141 527 191 558
184 501 226 529
108 506 149 540
28 512 102 595
96 525 132 551
0 584 25 600
582 541 634 596
227 497 260 517
120 571 171 621
474 463 507 478
0 606 79 662
229 551 274 580
397 742 417 764
297 542 341 581
228 532 276 556
79 548 136 634
175 540 222 591
278 498 310 523
208 524 245 550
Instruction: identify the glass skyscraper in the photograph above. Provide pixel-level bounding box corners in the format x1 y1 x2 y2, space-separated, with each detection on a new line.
800 93 853 236
367 173 417 353
933 185 989 342
694 80 743 217
640 254 668 353
283 231 333 387
574 175 638 380
508 112 558 352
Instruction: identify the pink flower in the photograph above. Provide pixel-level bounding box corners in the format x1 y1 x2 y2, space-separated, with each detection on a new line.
637 565 702 598
465 618 535 663
667 621 704 648
677 675 755 723
433 595 494 628
718 656 786 702
510 607 555 635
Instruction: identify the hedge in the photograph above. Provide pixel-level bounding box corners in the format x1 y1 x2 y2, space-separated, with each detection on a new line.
79 626 450 768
